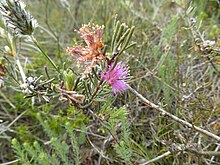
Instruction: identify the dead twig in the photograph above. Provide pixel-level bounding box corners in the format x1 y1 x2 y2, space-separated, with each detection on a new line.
140 151 171 165
128 85 220 142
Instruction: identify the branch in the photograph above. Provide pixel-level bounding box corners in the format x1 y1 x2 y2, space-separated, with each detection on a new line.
140 151 171 165
139 146 220 165
0 159 20 165
128 85 220 142
0 109 28 134
187 149 220 157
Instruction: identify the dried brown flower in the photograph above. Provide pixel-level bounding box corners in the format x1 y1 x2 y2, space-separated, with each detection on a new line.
66 23 105 77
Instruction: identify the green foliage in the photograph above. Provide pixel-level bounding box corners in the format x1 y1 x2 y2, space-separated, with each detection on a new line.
98 101 133 163
11 112 82 164
50 137 69 165
12 139 60 165
11 103 132 164
113 107 132 164
163 16 179 44
65 122 81 165
99 100 126 131
17 125 33 142
11 139 30 164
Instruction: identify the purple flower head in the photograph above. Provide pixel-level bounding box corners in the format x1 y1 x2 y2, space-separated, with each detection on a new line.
101 62 129 94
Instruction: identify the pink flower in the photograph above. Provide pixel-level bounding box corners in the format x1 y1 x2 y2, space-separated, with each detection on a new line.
101 62 129 94
66 23 105 77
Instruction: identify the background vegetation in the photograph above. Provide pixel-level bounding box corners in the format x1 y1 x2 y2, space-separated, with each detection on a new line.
0 0 220 164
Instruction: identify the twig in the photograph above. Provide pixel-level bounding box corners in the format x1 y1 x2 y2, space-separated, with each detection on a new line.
0 110 28 134
140 151 171 165
87 108 121 164
140 145 220 165
128 85 220 142
98 123 122 165
0 159 20 165
31 35 60 73
186 149 220 156
86 134 111 161
211 144 220 162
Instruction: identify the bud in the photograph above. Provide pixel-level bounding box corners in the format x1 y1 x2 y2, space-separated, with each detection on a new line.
63 69 75 91
0 57 6 66
11 138 18 145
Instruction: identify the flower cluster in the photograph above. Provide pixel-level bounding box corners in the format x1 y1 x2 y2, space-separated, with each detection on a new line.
66 23 130 95
101 62 129 94
0 0 133 109
66 23 105 76
20 77 37 94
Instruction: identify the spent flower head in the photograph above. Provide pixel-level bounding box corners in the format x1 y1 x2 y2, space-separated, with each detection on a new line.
66 23 105 77
20 76 37 94
101 61 129 94
0 0 37 36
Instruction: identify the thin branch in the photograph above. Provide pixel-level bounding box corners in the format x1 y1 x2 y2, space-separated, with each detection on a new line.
211 144 220 162
98 123 122 165
86 134 111 161
128 85 220 142
139 147 220 165
0 159 20 165
140 151 171 165
0 109 28 134
187 149 220 157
